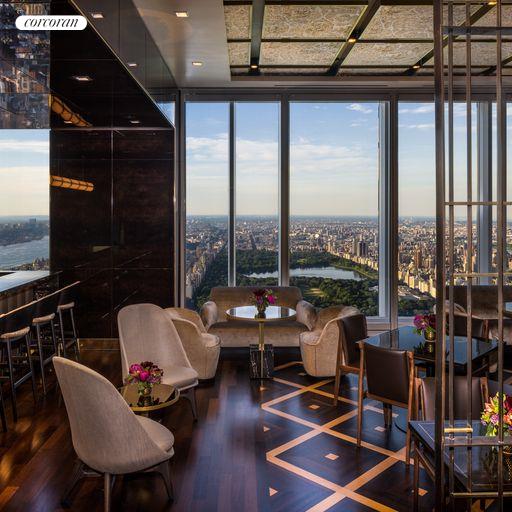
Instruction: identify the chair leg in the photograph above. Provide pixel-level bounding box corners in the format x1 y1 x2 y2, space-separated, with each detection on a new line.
0 387 7 432
383 404 392 428
333 353 342 406
61 460 85 508
182 387 198 421
104 473 111 512
405 425 411 467
25 334 38 405
58 310 67 358
413 446 419 512
70 309 80 361
155 460 174 501
5 339 17 422
50 320 58 358
35 324 46 395
356 380 363 448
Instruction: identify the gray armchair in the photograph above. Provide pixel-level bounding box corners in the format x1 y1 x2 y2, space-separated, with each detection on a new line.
165 307 220 380
54 357 174 512
118 303 199 419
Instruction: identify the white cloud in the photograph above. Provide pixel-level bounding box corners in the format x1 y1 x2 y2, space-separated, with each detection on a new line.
0 139 49 154
399 123 435 130
399 104 435 115
347 103 373 115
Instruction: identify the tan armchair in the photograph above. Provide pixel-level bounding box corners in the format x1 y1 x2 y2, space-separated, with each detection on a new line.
54 357 174 512
299 305 360 377
165 307 220 380
118 304 199 419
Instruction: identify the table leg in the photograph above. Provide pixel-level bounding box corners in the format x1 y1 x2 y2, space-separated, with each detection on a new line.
259 322 264 380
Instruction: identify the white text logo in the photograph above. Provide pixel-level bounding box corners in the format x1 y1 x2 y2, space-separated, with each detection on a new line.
15 15 87 31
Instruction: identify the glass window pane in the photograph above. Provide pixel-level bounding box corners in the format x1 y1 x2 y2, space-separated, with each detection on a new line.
235 102 279 287
0 129 49 270
185 103 229 309
289 102 380 316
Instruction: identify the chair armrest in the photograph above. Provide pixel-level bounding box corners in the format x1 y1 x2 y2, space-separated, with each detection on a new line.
296 300 317 330
200 301 218 331
315 305 360 330
166 307 207 333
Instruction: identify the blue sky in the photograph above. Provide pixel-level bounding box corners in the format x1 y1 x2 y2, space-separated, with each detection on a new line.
0 130 49 216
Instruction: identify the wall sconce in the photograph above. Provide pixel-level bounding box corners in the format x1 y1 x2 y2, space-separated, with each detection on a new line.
49 95 91 127
50 175 94 192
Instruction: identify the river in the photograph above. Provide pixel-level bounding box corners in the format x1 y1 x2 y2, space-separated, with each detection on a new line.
247 266 363 281
0 236 49 268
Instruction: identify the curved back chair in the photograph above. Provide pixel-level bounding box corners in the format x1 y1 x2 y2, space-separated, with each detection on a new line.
332 313 367 405
165 308 220 380
0 301 37 422
118 304 199 419
357 342 415 466
32 291 60 394
53 357 174 511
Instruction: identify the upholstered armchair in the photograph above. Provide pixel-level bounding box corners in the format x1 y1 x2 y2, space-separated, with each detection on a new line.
165 307 221 380
299 305 360 377
117 304 199 419
54 357 174 512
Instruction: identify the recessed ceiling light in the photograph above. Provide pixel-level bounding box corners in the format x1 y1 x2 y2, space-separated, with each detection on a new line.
175 11 188 17
90 12 104 19
348 37 357 44
72 75 93 82
63 120 73 124
127 62 138 68
192 61 203 67
488 1 497 5
412 64 421 69
250 64 258 69
129 120 140 124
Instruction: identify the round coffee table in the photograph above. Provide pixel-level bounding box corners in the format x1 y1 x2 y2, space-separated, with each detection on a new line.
226 305 296 379
119 383 180 416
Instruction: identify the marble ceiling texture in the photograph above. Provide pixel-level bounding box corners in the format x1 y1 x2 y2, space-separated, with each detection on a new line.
223 2 512 77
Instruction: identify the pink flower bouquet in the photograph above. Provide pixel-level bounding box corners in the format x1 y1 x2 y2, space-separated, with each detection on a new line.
125 361 163 396
413 313 436 338
251 288 277 316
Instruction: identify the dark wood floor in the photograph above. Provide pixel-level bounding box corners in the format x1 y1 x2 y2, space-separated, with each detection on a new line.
0 344 437 512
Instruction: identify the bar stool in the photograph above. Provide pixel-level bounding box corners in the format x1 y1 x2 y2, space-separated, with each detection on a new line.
57 283 80 360
0 302 38 422
31 292 60 395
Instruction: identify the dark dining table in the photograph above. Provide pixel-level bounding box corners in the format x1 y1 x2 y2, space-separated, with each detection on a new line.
366 326 497 376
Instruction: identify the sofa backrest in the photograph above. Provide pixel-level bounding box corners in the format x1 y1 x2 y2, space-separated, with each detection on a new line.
449 285 512 319
210 286 303 322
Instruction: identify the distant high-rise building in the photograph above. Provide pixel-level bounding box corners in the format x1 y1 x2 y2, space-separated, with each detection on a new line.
414 247 423 269
357 240 368 258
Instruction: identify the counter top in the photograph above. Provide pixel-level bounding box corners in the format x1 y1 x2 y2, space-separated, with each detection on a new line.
0 271 52 295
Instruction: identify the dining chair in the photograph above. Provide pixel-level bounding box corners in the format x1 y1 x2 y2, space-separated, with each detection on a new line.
332 313 367 406
446 312 489 340
53 357 174 512
0 301 38 422
357 342 415 466
118 303 199 420
412 375 482 512
165 307 221 380
480 376 512 404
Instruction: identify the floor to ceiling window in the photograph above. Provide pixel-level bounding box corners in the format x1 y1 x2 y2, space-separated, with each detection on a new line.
234 102 280 287
0 130 49 270
185 103 230 309
289 102 380 316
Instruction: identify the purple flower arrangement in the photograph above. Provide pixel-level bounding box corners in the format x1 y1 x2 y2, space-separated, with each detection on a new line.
413 313 436 338
126 361 163 396
251 288 277 316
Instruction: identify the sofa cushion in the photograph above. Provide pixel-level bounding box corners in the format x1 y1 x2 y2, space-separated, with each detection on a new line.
210 286 303 322
208 320 307 347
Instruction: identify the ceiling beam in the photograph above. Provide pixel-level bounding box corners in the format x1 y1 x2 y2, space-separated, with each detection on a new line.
326 0 381 76
250 0 265 73
407 4 494 76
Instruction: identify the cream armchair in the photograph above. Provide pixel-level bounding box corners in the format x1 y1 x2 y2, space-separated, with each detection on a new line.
165 308 221 380
299 305 361 377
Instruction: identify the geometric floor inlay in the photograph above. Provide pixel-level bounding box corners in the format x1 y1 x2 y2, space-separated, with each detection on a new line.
263 362 435 511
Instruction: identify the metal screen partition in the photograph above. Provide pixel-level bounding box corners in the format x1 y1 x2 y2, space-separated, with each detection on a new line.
434 0 510 509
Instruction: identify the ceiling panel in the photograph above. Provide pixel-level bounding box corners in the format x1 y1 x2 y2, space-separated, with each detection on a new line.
262 5 363 39
474 5 512 29
260 42 340 65
425 42 512 66
228 42 250 66
252 67 329 75
224 4 251 39
362 5 474 40
344 42 433 66
338 67 408 75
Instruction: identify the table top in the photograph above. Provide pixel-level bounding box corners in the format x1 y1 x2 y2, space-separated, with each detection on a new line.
119 383 179 413
0 270 53 296
366 326 497 369
410 420 512 491
226 305 296 323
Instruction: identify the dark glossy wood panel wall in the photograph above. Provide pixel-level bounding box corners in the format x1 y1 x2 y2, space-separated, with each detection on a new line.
49 1 175 337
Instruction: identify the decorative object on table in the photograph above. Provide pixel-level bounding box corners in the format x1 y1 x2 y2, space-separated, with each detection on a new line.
481 391 512 455
413 313 436 341
251 289 277 317
125 361 163 403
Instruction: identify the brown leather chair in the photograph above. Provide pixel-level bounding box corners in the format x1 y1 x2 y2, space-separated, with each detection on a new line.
332 314 367 406
446 313 489 340
413 376 483 511
357 342 415 466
